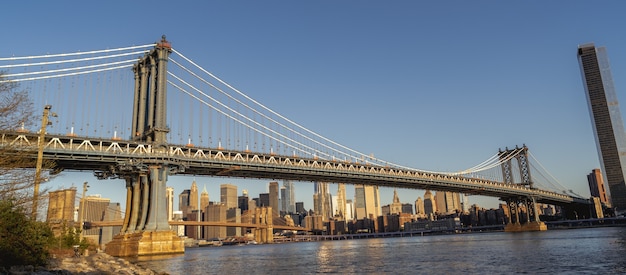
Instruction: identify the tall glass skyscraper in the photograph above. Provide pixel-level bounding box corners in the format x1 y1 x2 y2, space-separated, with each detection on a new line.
578 43 626 213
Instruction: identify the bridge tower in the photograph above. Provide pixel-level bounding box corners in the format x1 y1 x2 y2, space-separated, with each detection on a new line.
498 145 547 232
106 36 185 256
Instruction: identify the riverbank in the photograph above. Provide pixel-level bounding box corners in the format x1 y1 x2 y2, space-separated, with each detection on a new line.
3 251 167 275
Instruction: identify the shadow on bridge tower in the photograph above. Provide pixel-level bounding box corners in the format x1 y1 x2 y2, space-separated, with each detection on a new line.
499 145 547 232
106 36 185 256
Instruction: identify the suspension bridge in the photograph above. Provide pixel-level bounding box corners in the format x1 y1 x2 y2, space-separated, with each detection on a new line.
0 36 590 256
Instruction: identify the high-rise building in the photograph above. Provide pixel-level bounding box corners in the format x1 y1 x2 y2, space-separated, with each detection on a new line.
166 187 174 221
345 199 354 221
588 169 610 205
354 185 381 220
220 184 238 209
205 204 227 239
259 193 270 207
269 181 279 216
578 43 626 213
200 185 210 211
415 197 424 216
313 182 333 221
280 186 286 212
189 180 199 211
295 202 305 214
336 184 347 220
283 180 296 214
238 190 249 213
179 189 191 215
389 189 403 215
435 191 461 214
423 190 436 216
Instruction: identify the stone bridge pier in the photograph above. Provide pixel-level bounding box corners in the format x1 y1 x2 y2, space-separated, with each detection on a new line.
503 196 547 232
253 207 274 244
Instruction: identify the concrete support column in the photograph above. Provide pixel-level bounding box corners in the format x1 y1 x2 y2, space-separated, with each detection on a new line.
121 177 134 233
137 175 150 231
127 176 142 232
144 165 170 231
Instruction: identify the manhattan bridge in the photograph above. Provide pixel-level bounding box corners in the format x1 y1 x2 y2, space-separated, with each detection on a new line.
0 36 591 256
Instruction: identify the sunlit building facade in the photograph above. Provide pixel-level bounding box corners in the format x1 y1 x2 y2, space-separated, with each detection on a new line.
578 43 626 212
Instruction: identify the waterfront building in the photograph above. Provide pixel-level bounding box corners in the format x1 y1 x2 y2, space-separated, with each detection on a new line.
226 208 241 237
283 180 296 214
578 43 626 213
354 185 381 220
220 183 238 209
269 181 279 216
166 187 174 221
200 185 209 211
587 169 610 205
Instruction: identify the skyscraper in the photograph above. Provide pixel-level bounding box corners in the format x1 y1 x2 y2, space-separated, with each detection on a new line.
283 180 296 214
179 189 191 215
415 197 424 217
435 191 462 214
313 182 333 221
200 185 210 211
220 184 237 209
578 43 626 212
269 181 279 216
336 184 347 220
190 180 199 211
588 169 610 205
354 185 381 220
423 190 436 216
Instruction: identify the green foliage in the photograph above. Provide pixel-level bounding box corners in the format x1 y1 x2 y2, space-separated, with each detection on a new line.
54 223 89 250
0 200 54 269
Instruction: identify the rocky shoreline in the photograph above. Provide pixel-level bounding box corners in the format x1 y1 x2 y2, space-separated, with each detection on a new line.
3 252 167 275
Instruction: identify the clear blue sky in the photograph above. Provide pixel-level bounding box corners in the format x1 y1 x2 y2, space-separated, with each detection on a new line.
3 1 626 213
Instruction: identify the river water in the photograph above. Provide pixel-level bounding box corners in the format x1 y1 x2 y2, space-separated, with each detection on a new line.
134 227 626 274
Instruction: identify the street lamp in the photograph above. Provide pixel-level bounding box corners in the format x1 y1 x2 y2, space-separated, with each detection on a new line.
79 181 89 241
32 105 57 220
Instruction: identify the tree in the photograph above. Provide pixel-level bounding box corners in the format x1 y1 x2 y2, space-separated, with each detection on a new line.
0 72 54 215
0 200 54 269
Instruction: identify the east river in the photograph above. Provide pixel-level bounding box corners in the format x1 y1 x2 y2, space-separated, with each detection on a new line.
133 227 626 274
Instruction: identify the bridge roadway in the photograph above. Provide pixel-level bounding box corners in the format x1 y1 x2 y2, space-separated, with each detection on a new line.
1 131 589 206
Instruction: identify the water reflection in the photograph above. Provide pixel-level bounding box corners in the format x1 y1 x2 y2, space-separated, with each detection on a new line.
134 228 626 274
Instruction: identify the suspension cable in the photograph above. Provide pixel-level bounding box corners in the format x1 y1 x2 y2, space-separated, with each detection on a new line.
0 44 155 61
